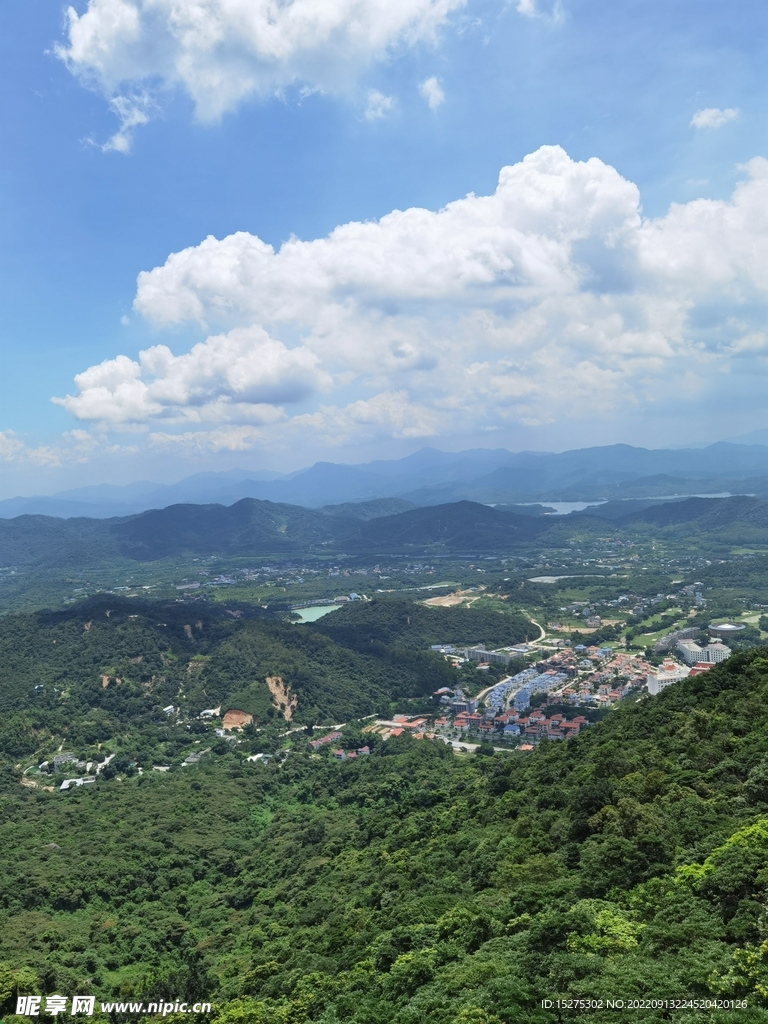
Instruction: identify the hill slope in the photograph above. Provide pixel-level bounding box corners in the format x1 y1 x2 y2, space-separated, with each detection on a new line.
109 499 343 559
0 497 415 566
346 501 550 553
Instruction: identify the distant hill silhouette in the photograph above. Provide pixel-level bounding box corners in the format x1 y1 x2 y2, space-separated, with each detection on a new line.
4 493 768 566
3 440 768 517
619 494 768 529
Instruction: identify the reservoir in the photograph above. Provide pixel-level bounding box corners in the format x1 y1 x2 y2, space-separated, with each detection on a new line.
294 604 341 623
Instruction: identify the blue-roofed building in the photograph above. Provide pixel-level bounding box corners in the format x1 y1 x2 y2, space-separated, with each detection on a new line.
513 686 533 711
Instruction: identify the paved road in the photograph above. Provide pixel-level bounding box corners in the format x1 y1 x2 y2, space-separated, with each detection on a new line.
473 614 547 704
475 673 524 704
522 613 546 644
284 713 378 737
443 738 517 754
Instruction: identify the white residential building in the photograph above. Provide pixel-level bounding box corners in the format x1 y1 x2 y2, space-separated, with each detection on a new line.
677 639 732 665
646 659 691 695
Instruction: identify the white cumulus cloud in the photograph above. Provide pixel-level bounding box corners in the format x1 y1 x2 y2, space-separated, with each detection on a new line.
691 107 739 129
54 327 331 426
419 76 444 109
58 146 768 453
56 0 464 145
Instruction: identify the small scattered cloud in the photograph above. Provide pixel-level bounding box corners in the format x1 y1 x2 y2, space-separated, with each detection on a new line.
291 391 440 445
515 0 564 22
0 428 108 467
419 76 444 110
0 431 28 462
100 92 155 152
148 425 269 452
365 90 395 121
691 107 739 129
65 428 100 451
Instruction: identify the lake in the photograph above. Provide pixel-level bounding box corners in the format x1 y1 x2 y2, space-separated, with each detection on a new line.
294 604 341 623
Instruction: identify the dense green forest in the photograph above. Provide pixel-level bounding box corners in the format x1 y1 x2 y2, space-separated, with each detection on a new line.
310 598 536 652
4 650 768 1020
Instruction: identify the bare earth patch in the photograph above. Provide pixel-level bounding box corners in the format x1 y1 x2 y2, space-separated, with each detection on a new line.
20 777 53 792
266 675 298 721
423 590 482 608
222 709 253 731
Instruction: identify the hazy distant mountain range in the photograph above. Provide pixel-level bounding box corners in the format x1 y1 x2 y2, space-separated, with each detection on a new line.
3 441 768 519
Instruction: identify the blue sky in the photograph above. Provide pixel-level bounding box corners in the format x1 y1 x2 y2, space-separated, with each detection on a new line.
0 0 766 494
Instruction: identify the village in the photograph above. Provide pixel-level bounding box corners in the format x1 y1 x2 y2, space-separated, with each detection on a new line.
300 618 738 756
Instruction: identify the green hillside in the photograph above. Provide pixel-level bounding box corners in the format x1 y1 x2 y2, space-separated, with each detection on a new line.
4 643 768 1020
311 597 538 651
0 597 482 760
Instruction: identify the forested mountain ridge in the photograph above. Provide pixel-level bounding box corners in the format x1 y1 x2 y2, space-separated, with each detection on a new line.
111 498 419 560
0 495 560 568
6 493 768 568
4 652 768 1021
0 497 418 567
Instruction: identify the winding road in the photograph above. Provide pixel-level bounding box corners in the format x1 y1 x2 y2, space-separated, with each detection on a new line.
473 614 547 704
